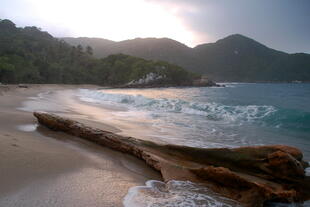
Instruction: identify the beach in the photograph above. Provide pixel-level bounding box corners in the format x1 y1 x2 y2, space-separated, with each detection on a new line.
1 84 310 207
0 85 161 207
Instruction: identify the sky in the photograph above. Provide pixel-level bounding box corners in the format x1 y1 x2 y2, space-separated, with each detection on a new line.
1 0 309 53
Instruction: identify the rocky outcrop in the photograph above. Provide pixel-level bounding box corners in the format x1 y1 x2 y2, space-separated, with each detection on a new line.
192 75 220 87
33 111 310 206
126 72 165 86
116 78 221 88
114 74 221 88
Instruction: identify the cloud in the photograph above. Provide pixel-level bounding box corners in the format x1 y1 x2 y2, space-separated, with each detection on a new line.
1 0 309 52
147 0 310 52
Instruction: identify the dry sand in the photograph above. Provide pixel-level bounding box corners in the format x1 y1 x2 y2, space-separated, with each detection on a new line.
0 84 161 207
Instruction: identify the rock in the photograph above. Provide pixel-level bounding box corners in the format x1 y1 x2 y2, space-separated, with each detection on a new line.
127 72 165 86
192 75 221 87
114 74 222 88
18 84 28 88
33 111 310 206
0 85 10 95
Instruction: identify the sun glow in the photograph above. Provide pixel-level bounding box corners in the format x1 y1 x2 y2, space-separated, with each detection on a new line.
25 0 195 46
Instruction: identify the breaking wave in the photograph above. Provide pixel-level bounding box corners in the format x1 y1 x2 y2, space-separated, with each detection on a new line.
77 89 276 123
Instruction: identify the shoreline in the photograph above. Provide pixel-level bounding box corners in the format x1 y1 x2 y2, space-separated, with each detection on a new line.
33 111 310 206
0 84 161 207
2 84 310 206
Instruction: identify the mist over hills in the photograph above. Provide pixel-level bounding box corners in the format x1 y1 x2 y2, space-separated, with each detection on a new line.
62 35 310 82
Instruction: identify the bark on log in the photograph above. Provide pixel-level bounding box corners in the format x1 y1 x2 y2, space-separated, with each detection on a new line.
34 111 310 206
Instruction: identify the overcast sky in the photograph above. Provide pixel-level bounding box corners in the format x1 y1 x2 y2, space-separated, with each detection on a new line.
1 0 309 53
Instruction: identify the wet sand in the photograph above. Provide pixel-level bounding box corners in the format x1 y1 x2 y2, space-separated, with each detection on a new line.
0 85 161 207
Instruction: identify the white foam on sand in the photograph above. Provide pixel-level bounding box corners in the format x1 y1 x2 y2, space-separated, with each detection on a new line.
18 91 71 113
123 180 241 207
17 124 38 132
306 163 310 176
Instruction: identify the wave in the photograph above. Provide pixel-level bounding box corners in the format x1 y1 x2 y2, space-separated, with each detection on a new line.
306 163 310 176
264 108 310 132
123 180 241 207
77 89 276 123
123 180 310 207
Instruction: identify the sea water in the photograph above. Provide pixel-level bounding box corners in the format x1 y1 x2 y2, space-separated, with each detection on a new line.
77 83 310 207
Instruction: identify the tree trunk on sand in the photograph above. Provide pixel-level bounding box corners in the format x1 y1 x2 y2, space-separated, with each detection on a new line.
33 111 310 207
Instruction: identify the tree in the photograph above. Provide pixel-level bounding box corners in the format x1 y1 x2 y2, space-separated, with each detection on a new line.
86 46 93 56
0 19 198 85
0 56 16 83
77 44 83 56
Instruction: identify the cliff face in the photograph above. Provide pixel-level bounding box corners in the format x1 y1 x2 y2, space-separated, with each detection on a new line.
34 111 310 206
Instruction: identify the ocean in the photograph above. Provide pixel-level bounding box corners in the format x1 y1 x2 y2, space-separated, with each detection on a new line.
76 83 310 207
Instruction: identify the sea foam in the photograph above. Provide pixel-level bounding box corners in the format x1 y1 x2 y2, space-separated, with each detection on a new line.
77 89 276 123
123 180 241 207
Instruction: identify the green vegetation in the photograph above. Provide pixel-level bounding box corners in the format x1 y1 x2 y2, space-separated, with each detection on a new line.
98 54 198 86
192 34 310 82
0 19 197 85
64 35 310 82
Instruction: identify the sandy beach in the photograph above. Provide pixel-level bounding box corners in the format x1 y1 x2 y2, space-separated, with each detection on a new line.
0 84 161 207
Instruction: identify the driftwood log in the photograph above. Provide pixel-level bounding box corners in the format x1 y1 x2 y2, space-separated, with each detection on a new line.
34 111 310 206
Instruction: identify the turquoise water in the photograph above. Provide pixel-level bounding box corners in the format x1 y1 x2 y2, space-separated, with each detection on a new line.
78 83 310 207
79 83 310 160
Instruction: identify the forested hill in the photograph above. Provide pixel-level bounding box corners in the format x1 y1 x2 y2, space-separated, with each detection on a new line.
63 35 310 82
0 19 199 86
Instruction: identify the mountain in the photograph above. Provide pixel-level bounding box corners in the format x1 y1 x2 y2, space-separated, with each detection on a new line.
62 37 116 57
62 37 195 70
62 34 310 82
192 34 310 81
0 19 199 86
